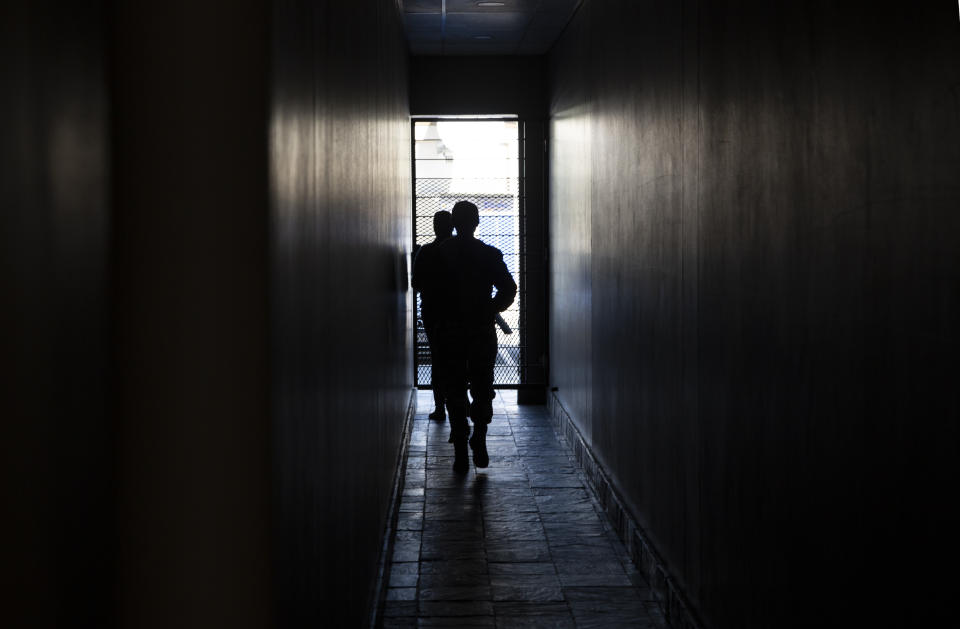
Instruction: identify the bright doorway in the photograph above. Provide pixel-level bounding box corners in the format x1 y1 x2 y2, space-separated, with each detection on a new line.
412 117 525 387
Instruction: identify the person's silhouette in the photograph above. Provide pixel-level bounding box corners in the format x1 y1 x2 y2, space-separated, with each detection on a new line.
412 210 454 420
434 200 517 474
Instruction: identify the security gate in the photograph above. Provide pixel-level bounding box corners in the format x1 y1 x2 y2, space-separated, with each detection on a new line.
413 118 526 387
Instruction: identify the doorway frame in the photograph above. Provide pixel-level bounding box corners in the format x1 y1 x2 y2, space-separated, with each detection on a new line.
410 115 531 391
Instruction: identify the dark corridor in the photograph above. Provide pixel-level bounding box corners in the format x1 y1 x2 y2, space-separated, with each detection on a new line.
3 1 959 628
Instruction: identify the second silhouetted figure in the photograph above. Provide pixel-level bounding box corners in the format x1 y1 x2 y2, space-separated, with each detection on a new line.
433 200 517 474
412 210 454 420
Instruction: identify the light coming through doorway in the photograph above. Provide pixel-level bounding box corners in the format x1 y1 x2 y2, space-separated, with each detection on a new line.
413 118 524 387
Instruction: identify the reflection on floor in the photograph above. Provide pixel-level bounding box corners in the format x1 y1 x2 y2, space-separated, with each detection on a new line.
379 390 668 628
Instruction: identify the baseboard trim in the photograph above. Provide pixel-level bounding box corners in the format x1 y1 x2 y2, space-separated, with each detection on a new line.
368 388 416 629
547 390 704 629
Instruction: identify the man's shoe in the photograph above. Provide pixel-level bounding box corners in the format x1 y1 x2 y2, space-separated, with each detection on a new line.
428 408 445 421
469 425 489 469
453 438 470 474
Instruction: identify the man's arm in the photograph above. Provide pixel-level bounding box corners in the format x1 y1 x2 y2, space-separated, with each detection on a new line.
490 252 517 314
411 246 425 292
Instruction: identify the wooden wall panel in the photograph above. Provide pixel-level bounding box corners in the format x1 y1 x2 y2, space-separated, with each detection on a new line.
548 1 960 626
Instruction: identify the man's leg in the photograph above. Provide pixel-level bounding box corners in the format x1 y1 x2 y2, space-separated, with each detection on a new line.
467 325 498 468
440 326 470 474
424 323 445 420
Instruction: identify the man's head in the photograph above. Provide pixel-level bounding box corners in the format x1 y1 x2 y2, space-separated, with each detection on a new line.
433 210 453 238
451 200 479 237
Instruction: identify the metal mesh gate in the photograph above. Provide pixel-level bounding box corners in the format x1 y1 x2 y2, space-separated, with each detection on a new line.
413 119 524 387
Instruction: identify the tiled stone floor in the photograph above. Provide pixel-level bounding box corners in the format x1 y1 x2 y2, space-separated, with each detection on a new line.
379 390 668 628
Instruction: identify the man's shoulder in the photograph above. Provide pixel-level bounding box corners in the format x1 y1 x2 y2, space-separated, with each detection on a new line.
438 236 503 262
477 240 504 260
416 240 443 262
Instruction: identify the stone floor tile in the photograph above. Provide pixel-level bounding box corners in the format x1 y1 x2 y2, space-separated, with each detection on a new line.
483 488 537 501
541 521 607 537
382 617 417 628
545 536 614 551
404 479 427 491
534 496 594 514
549 546 619 564
490 574 564 602
482 503 540 517
538 510 603 524
475 479 531 493
423 520 484 539
488 562 556 576
517 446 569 456
387 588 418 601
419 585 493 601
476 489 535 503
390 572 420 588
424 504 482 517
419 573 490 588
572 616 659 629
569 599 658 628
391 561 420 575
477 472 530 483
420 540 487 561
556 571 633 587
483 511 541 523
383 600 417 617
494 616 575 629
395 530 422 544
483 529 545 543
397 511 425 531
399 499 425 512
484 520 544 535
531 486 589 498
492 587 565 603
492 601 570 616
493 603 576 628
418 616 496 628
489 573 561 588
561 586 641 602
485 541 552 563
420 559 489 575
553 561 628 575
425 496 480 510
392 542 421 563
526 474 585 488
419 600 495 617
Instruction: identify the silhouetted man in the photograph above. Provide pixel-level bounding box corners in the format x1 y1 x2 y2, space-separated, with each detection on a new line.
434 201 517 474
411 210 454 420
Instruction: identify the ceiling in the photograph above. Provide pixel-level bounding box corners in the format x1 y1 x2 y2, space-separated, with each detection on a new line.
400 0 582 55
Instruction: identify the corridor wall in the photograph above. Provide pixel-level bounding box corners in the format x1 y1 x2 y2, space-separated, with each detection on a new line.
3 1 411 626
112 0 410 626
270 0 412 626
548 1 960 627
1 2 112 626
110 1 273 626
